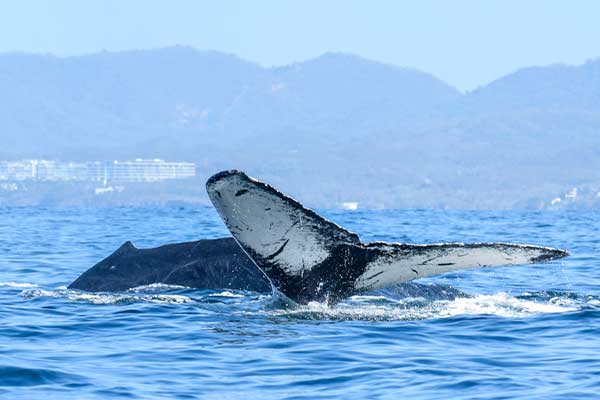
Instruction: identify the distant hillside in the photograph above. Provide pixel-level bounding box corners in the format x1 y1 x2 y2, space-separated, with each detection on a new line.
0 48 264 159
0 48 458 159
1 48 599 209
453 59 600 115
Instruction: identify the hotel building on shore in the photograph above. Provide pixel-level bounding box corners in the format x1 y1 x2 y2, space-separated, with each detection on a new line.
0 159 196 184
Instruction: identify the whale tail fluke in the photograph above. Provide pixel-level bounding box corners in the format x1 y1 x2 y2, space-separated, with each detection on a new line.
207 170 569 304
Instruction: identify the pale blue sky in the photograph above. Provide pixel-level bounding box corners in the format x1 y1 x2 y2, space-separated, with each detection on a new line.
1 0 599 91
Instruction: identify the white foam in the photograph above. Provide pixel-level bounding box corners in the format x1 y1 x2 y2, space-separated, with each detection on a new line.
350 294 428 304
437 293 577 318
276 300 430 321
128 283 192 292
20 288 194 305
18 286 584 320
348 295 394 302
20 289 63 299
274 292 580 321
0 281 38 288
208 291 245 298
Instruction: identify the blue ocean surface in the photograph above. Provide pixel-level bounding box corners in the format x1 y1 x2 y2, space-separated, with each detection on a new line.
0 206 599 399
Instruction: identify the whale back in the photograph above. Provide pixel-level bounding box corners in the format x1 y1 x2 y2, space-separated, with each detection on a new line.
68 237 271 292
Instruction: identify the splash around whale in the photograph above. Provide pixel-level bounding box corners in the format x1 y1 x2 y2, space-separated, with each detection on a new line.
70 170 569 305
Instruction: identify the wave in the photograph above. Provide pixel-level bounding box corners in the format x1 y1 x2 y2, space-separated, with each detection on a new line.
21 288 194 305
0 281 38 288
127 283 194 292
208 290 245 298
271 291 589 321
0 365 86 387
18 284 596 321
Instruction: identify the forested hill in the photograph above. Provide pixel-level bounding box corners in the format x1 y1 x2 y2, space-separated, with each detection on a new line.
1 47 599 209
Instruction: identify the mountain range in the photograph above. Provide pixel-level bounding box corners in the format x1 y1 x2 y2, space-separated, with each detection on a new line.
1 46 599 209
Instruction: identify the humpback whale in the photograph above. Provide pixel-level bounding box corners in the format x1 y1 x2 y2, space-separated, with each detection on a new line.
70 170 568 303
206 170 569 304
68 239 466 301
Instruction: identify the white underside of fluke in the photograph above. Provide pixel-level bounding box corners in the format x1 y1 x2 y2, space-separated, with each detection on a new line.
354 242 556 291
206 171 359 276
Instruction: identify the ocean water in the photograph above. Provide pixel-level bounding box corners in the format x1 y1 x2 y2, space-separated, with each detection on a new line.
1 206 599 399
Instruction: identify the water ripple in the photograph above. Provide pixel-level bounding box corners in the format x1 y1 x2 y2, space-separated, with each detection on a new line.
1 207 599 399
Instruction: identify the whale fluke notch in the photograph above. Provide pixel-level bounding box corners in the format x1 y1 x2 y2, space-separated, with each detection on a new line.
206 170 569 304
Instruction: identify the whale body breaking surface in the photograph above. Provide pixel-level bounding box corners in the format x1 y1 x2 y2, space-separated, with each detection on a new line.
70 170 569 304
68 237 270 293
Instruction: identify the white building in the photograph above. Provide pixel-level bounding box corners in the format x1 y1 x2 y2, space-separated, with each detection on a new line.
0 159 196 183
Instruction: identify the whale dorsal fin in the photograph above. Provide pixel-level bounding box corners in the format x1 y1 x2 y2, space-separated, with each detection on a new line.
206 170 360 277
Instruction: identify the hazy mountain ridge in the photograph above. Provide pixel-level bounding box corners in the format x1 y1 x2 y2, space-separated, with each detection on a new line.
451 58 600 116
1 47 599 209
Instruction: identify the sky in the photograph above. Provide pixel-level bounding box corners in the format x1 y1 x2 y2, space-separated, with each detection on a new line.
1 0 600 91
